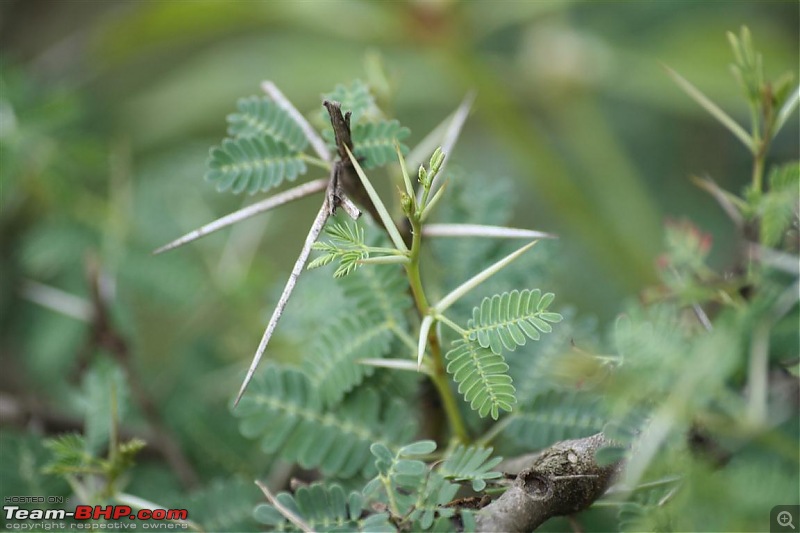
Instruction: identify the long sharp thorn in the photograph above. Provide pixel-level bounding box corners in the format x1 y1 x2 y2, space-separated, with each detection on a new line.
153 179 327 255
422 223 556 240
233 199 331 406
261 81 330 162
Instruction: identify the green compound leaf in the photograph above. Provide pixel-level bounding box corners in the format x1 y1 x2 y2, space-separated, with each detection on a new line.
408 473 459 531
370 440 432 490
309 221 369 278
235 366 414 478
186 478 262 533
437 444 503 492
42 434 90 475
445 339 516 420
352 120 410 168
254 483 394 532
340 263 412 329
303 315 394 407
322 80 376 124
227 96 309 151
466 289 563 355
205 136 307 195
301 261 412 407
366 441 460 531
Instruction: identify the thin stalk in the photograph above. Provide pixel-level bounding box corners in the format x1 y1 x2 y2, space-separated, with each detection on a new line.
751 111 765 193
436 313 467 336
752 153 766 193
255 480 312 533
746 321 769 426
358 255 409 266
406 218 430 314
108 383 119 472
364 246 409 255
405 215 468 443
380 475 401 518
751 88 776 193
427 335 469 443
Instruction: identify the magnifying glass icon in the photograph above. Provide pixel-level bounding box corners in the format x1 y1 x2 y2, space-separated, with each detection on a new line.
778 511 795 530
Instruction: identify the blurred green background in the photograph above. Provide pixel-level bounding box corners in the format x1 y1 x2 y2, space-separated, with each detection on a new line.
1 0 798 517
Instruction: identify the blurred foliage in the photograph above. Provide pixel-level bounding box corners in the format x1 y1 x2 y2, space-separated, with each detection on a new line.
0 1 798 532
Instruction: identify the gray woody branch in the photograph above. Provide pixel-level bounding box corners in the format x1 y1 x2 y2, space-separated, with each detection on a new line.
475 432 620 532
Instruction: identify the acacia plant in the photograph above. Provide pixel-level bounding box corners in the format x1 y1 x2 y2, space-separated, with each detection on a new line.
30 28 798 533
154 76 576 531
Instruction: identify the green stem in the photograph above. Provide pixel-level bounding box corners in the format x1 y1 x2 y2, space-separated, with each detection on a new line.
381 475 401 517
406 219 430 314
750 96 775 193
752 152 765 193
405 216 469 443
429 340 469 443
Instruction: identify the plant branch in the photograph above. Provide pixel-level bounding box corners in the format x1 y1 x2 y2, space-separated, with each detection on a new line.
406 212 469 443
428 345 470 443
475 432 620 532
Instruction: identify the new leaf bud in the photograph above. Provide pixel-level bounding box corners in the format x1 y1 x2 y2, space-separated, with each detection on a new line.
400 192 414 216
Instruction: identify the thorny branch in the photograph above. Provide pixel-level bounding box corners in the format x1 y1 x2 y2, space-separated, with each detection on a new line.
234 102 365 406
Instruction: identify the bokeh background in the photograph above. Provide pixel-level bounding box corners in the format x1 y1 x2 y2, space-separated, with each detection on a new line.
1 0 798 528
